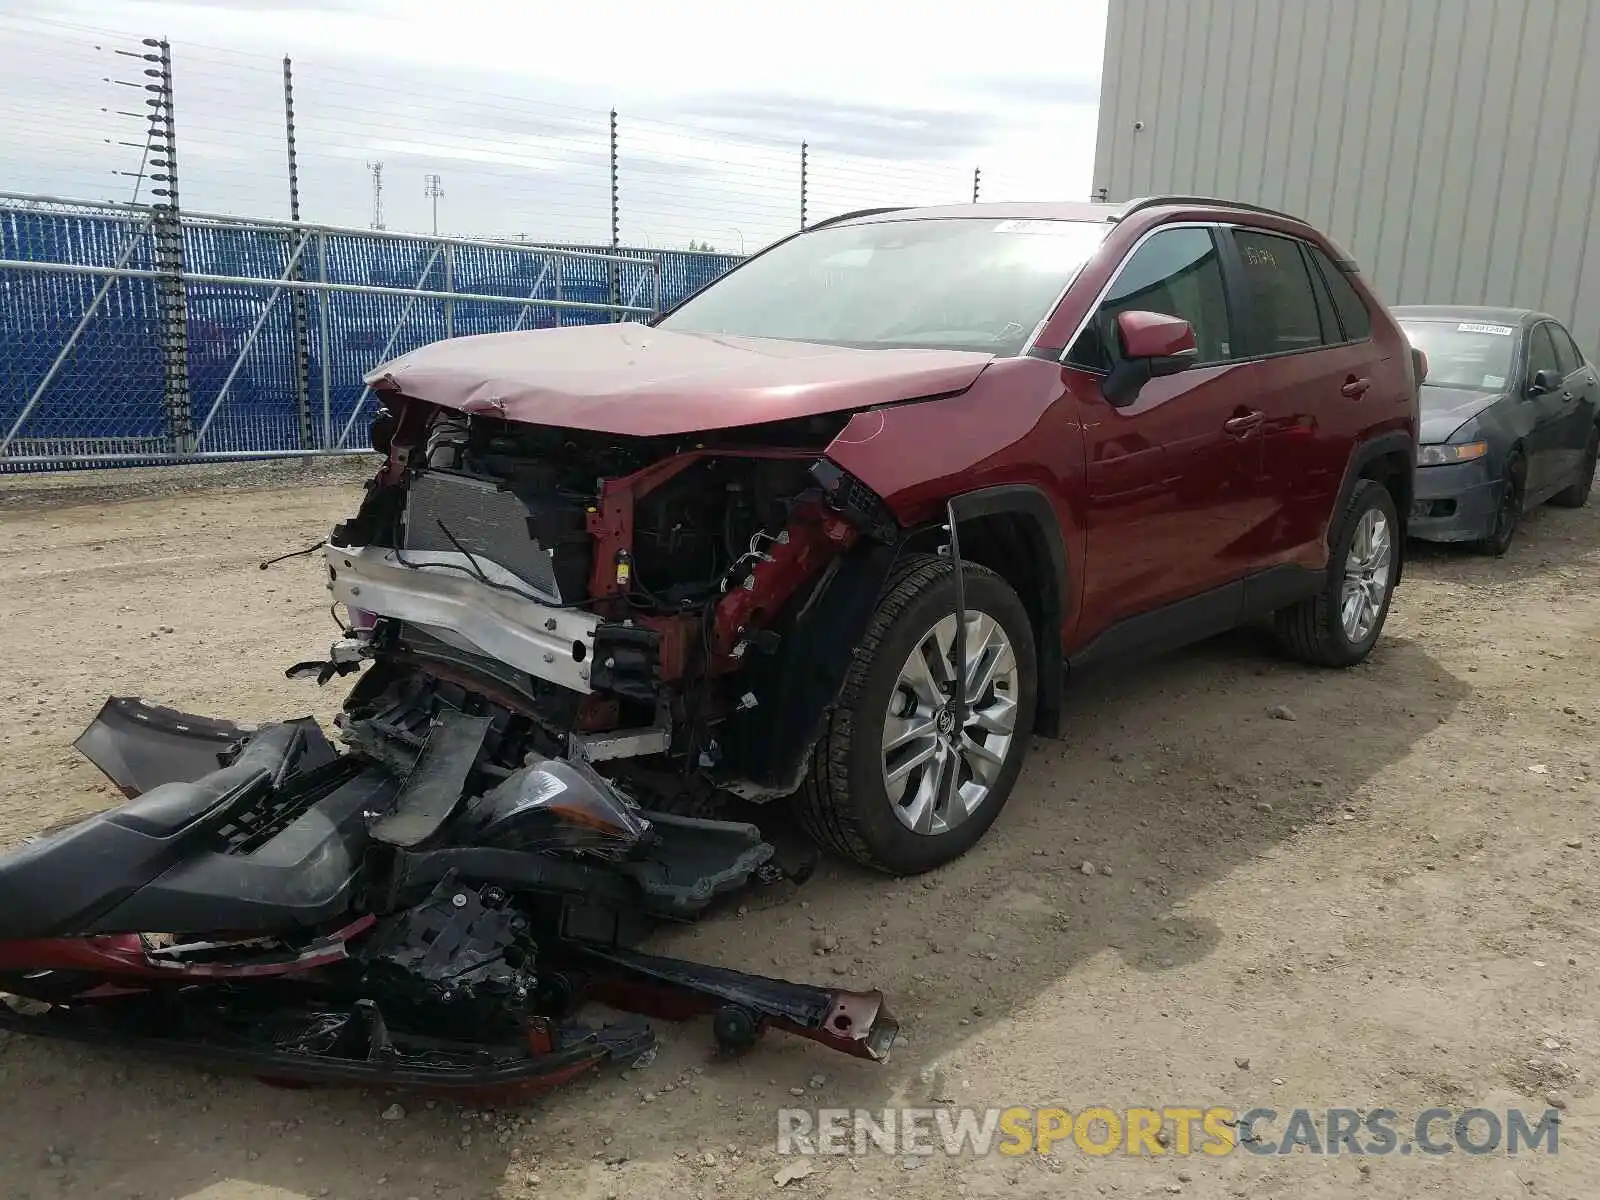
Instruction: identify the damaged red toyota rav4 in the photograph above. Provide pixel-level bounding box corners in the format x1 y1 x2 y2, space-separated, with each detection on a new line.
338 195 1419 872
0 197 1419 1092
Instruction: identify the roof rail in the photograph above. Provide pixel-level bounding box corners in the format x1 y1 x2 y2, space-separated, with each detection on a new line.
1111 195 1309 224
803 206 909 231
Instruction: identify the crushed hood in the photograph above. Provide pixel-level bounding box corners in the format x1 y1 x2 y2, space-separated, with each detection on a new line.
363 323 994 437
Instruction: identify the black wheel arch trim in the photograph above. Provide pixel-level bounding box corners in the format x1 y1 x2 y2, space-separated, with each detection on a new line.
1336 430 1415 587
945 483 1067 739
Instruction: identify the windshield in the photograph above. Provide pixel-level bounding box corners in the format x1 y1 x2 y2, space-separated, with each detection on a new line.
656 216 1110 356
1399 318 1517 393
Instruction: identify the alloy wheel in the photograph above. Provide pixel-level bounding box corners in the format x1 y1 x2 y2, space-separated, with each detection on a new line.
1340 507 1393 644
880 611 1020 836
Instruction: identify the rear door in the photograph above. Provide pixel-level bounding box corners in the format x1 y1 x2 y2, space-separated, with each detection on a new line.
1219 227 1376 571
1546 320 1599 483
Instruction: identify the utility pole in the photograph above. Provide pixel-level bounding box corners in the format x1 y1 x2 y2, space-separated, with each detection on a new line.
424 173 444 235
114 38 190 453
367 161 385 230
282 55 312 458
799 141 808 230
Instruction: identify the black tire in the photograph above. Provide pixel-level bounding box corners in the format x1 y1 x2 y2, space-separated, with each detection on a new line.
1551 426 1599 508
1275 478 1400 668
1473 449 1526 556
796 553 1037 875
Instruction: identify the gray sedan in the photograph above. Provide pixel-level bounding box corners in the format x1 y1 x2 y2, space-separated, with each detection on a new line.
1396 305 1600 554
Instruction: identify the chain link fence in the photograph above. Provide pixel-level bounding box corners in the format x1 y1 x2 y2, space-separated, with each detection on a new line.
1 197 740 471
0 15 1011 471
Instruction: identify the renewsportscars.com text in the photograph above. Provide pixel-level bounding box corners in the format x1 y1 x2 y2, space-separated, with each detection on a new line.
776 1106 1561 1158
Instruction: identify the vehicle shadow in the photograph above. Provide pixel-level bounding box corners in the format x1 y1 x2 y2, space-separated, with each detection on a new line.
3 639 1469 1200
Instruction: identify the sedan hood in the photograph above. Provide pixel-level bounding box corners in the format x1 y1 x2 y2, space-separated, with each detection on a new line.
1419 385 1505 443
364 323 995 437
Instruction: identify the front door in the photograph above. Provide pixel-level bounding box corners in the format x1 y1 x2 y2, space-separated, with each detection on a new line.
1546 320 1599 485
1522 322 1568 495
1066 225 1265 643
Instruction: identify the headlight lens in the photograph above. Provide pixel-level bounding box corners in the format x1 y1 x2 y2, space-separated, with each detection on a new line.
1417 441 1488 466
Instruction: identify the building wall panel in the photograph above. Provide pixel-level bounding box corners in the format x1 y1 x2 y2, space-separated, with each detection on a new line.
1092 0 1600 355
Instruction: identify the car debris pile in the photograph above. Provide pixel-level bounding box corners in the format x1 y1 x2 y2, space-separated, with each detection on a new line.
0 322 941 1094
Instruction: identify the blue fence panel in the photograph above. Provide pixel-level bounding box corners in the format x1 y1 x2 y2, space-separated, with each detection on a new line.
0 208 167 462
185 222 304 454
0 202 746 470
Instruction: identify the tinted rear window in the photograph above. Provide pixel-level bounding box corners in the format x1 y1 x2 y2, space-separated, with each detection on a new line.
1231 229 1326 354
1307 245 1372 341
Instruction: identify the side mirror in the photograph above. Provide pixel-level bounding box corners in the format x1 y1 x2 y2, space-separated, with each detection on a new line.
1528 368 1563 396
1103 310 1199 406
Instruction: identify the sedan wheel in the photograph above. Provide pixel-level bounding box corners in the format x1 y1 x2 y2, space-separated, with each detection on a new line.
1475 451 1524 556
1552 426 1598 508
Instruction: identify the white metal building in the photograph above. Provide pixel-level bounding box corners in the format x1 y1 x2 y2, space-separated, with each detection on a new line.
1090 0 1600 353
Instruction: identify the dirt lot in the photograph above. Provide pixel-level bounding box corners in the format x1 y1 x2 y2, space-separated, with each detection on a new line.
0 461 1596 1200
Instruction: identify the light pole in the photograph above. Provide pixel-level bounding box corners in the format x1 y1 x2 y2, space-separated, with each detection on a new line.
424 173 444 235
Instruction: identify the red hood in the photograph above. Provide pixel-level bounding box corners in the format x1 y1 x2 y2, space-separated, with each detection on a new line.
363 323 994 437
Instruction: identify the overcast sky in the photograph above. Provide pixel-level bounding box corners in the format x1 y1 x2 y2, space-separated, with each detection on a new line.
2 0 1107 251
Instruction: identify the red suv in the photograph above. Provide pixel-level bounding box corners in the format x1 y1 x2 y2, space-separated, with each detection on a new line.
339 195 1420 877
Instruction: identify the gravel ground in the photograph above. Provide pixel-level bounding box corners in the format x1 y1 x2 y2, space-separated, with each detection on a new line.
0 462 1597 1200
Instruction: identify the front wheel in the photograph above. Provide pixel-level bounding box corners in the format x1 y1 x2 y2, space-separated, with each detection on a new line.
1274 478 1399 667
1474 450 1525 555
797 553 1038 875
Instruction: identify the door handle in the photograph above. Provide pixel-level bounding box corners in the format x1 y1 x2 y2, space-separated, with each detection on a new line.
1341 376 1372 399
1223 411 1264 437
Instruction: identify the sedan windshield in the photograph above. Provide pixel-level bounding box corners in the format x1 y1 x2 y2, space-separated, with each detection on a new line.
1399 318 1517 393
656 216 1110 356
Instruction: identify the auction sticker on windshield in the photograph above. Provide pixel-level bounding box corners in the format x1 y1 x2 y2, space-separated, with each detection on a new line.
1457 322 1515 336
992 219 1092 236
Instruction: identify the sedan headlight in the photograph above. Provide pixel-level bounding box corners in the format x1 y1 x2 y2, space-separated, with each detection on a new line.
1417 441 1488 466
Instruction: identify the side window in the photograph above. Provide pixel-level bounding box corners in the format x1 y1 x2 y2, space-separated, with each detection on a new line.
1528 324 1561 380
1067 227 1233 371
1306 244 1373 342
1550 322 1585 375
1231 229 1327 354
1306 247 1340 342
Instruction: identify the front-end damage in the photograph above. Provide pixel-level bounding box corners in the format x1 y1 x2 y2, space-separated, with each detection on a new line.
0 381 920 1096
316 388 907 814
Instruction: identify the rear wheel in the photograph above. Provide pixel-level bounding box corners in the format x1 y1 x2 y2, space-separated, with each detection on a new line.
1275 478 1399 667
1551 426 1598 508
1474 449 1526 555
797 553 1037 875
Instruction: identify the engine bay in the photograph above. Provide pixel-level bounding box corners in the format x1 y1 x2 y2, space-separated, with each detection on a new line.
317 400 902 814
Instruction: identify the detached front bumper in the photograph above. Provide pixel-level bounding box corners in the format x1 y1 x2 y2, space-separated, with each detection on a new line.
1409 460 1501 543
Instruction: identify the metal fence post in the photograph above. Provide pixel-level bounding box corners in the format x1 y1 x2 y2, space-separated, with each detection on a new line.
145 38 191 454
800 141 808 230
608 109 620 317
317 230 332 448
444 240 455 338
283 55 313 455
